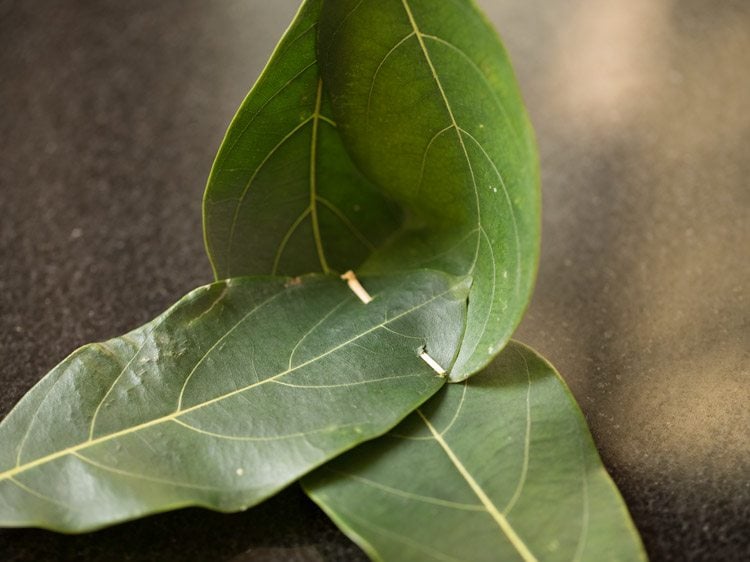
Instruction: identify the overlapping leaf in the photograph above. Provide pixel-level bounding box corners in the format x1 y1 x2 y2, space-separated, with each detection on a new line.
0 2 645 556
0 271 468 531
318 0 540 380
203 0 400 279
304 342 646 562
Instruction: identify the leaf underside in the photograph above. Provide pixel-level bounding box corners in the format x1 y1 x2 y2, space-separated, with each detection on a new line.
0 271 468 532
304 342 646 562
203 0 400 280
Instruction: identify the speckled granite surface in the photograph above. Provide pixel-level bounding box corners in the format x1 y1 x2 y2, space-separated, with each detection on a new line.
1 1 747 560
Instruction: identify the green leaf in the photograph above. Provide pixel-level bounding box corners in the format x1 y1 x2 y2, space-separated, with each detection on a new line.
0 270 469 532
303 342 646 562
202 0 400 279
318 0 541 380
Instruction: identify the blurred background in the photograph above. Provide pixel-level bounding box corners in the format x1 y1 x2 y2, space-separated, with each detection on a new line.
0 0 747 560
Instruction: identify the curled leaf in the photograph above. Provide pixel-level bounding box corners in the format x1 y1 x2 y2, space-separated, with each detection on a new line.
318 0 541 380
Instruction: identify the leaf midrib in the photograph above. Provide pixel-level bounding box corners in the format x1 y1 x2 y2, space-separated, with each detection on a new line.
416 409 538 562
398 0 524 377
309 78 331 273
222 64 341 278
0 284 457 483
400 0 482 266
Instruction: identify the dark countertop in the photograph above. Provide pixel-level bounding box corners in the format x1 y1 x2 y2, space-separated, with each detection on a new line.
1 1 747 560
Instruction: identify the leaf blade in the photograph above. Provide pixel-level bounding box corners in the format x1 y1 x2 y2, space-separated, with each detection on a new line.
0 270 468 532
318 0 541 380
203 0 400 279
303 342 646 562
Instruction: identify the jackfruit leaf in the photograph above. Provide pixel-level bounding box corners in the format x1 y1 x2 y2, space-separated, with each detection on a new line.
318 0 540 380
304 342 646 562
202 0 400 280
0 270 468 532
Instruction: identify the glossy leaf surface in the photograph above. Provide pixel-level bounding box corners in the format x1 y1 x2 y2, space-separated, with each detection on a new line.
203 0 400 279
304 342 645 562
318 0 541 380
0 271 468 532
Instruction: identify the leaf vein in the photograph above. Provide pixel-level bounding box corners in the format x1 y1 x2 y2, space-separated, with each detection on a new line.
421 33 521 148
336 506 464 562
288 298 350 369
176 289 289 411
170 418 358 443
309 78 331 273
72 451 227 492
271 373 423 390
272 207 312 275
225 114 315 275
438 382 467 437
502 348 532 515
416 408 538 562
367 31 416 124
326 468 485 512
9 477 72 510
400 0 482 267
316 196 376 251
88 333 153 441
459 127 521 295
